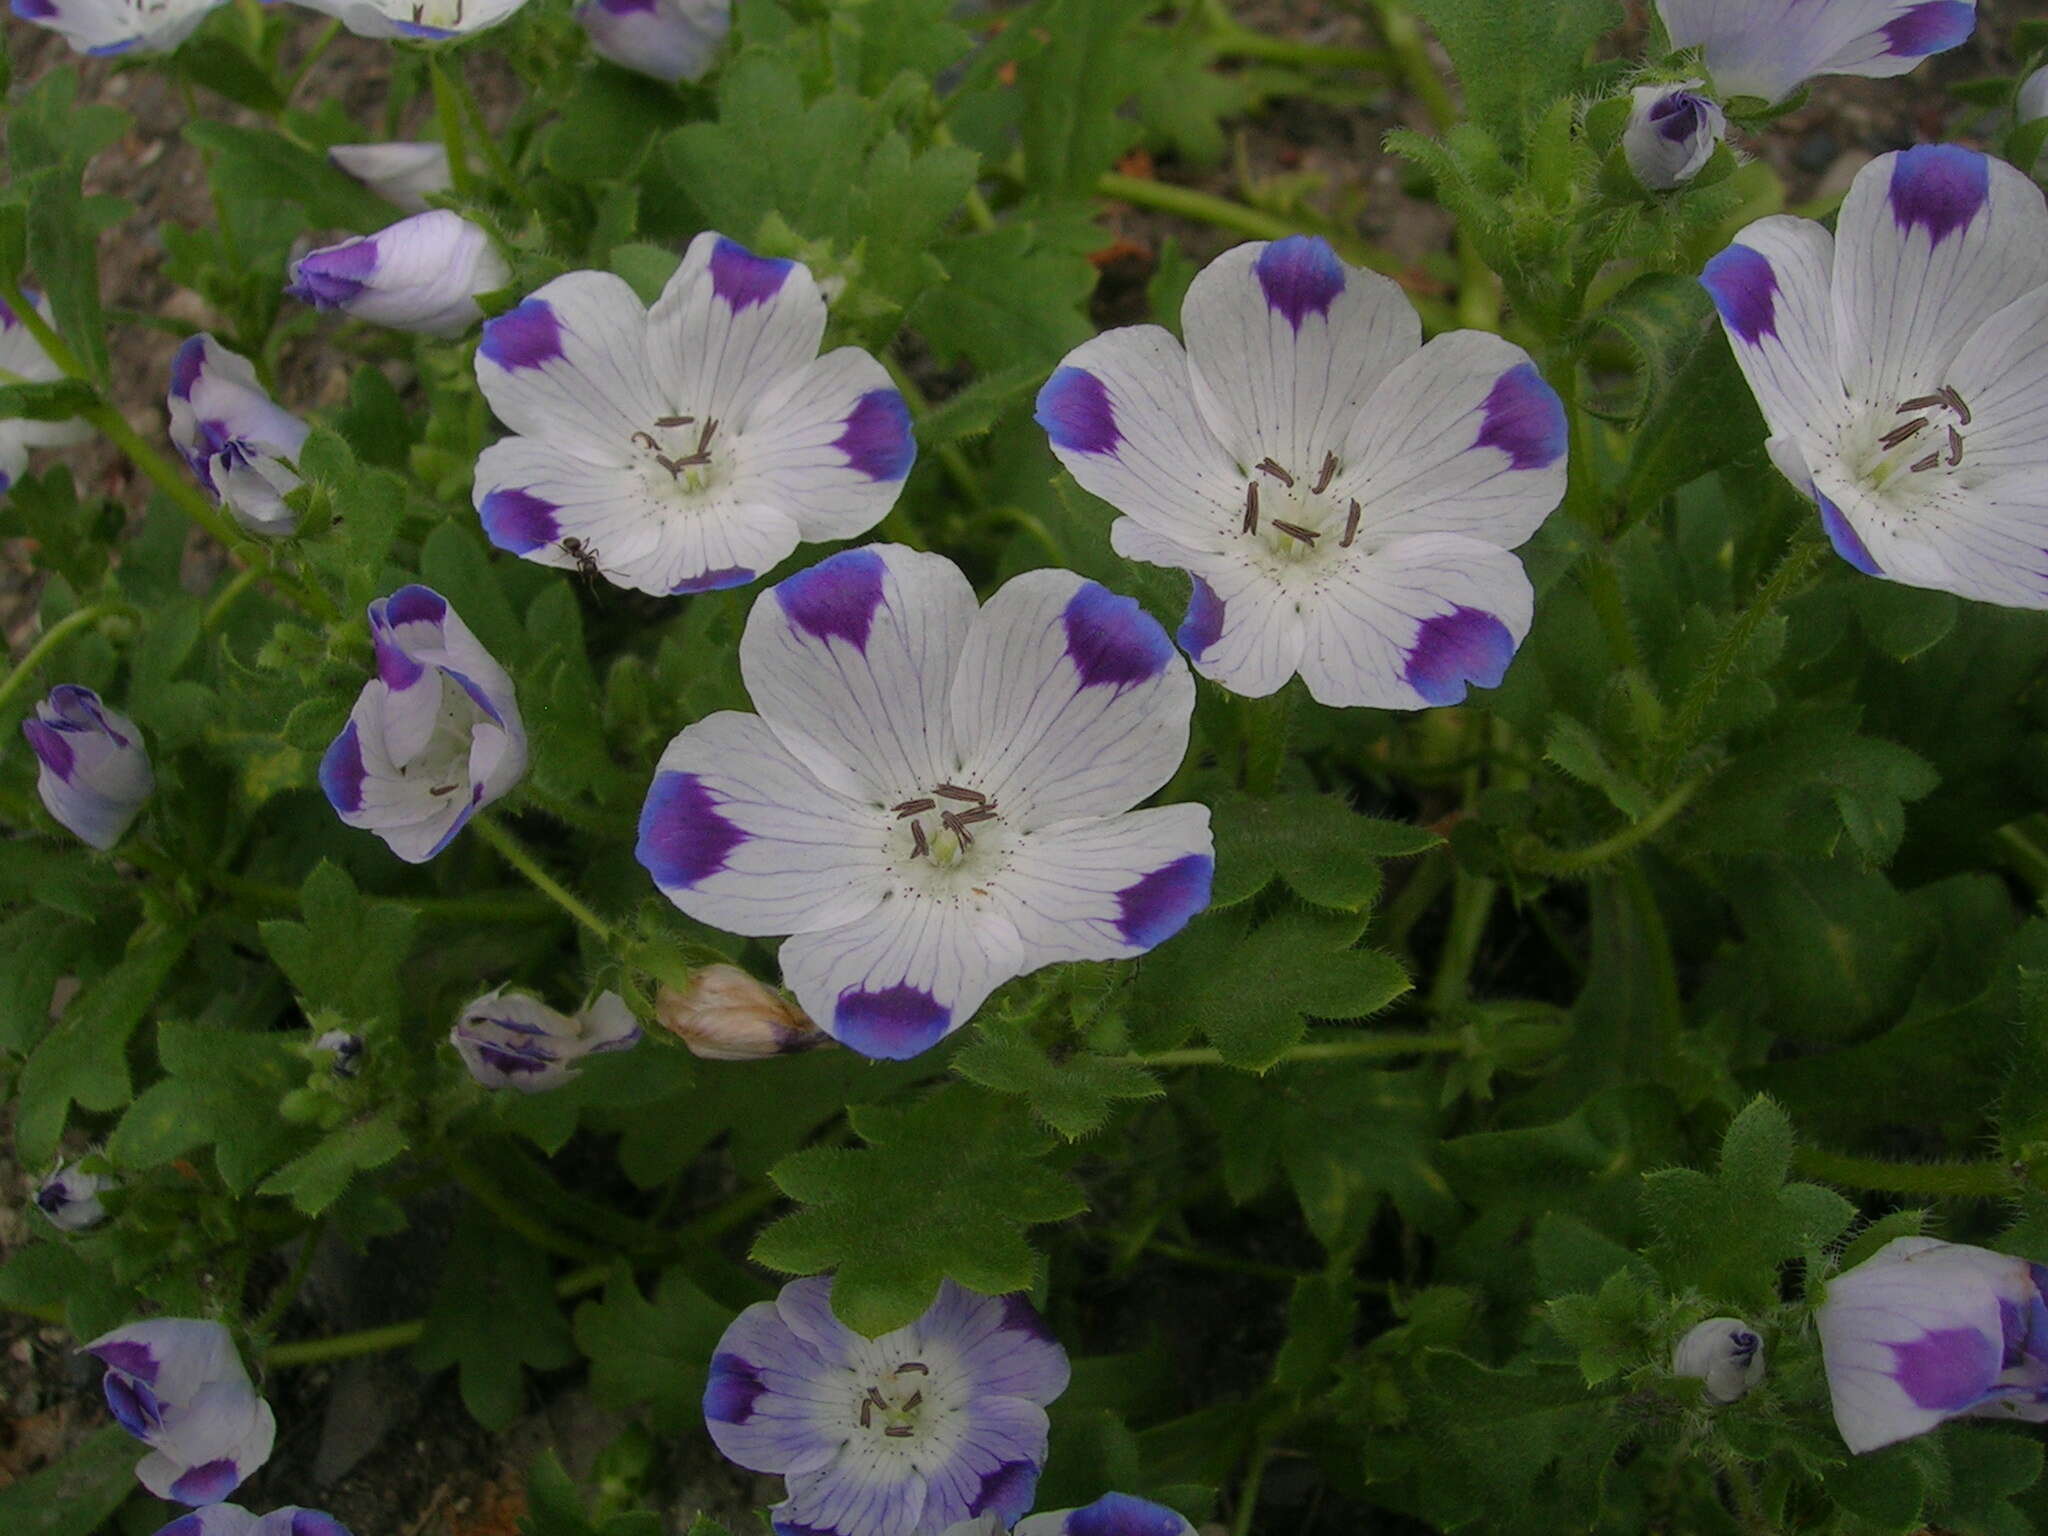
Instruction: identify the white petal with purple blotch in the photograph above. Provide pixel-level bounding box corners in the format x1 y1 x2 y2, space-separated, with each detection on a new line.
0 292 90 492
704 1296 851 1477
1128 543 1306 700
646 231 829 436
473 436 656 573
1015 1494 1198 1536
22 685 153 850
725 348 915 541
85 1318 275 1505
165 334 309 538
287 210 508 337
577 0 730 82
9 0 226 55
912 1278 1072 1408
996 806 1213 969
1700 215 1848 446
149 1505 260 1536
477 272 668 454
1654 0 1975 103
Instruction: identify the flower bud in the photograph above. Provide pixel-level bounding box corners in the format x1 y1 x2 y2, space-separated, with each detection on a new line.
21 686 154 851
328 142 454 215
35 1160 113 1231
314 1030 363 1079
1623 80 1726 191
166 336 309 538
576 0 730 84
1671 1316 1765 1404
2021 67 2048 175
84 1318 276 1504
452 987 641 1091
287 211 510 338
655 964 829 1060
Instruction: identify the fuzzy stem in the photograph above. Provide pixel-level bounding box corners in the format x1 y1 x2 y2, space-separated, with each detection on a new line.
1138 1034 1464 1068
1794 1147 2012 1199
471 815 615 945
1511 777 1703 878
0 602 135 716
202 565 264 633
442 1148 607 1263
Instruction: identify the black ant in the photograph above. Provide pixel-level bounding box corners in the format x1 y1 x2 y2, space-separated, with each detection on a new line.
558 536 602 585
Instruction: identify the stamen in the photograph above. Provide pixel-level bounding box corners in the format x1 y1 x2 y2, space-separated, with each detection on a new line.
902 1390 923 1410
428 784 459 797
631 430 661 451
954 806 998 827
934 785 986 804
860 1400 873 1428
1340 499 1361 548
893 797 936 817
910 821 929 859
1310 452 1338 495
1946 427 1963 467
1896 394 1947 414
1878 417 1929 451
654 454 687 478
1941 385 1971 425
866 1388 890 1410
654 414 695 428
1242 483 1259 535
1270 519 1319 544
897 1362 928 1373
884 1426 915 1438
671 418 720 470
940 811 975 847
1909 450 1943 473
1256 458 1295 487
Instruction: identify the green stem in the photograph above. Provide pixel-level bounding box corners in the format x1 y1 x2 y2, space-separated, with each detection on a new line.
248 1219 326 1336
282 21 343 105
1511 777 1703 878
1211 21 1390 74
932 123 997 234
471 815 615 944
1370 1 1457 126
1138 1034 1464 1068
429 52 476 199
443 1148 606 1263
1794 1147 2012 1199
1143 1238 1305 1283
202 565 263 633
0 602 134 716
1427 871 1495 1011
452 57 522 191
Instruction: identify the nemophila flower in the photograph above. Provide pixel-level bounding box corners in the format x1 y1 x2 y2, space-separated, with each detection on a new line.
7 0 226 55
451 986 639 1091
637 545 1212 1060
320 586 527 864
1015 1494 1198 1536
1037 236 1565 709
313 1029 363 1078
151 1506 352 1536
1671 1317 1765 1404
35 1159 113 1232
0 291 92 494
166 335 309 538
84 1319 276 1504
1654 0 1976 104
1623 80 1726 191
655 963 829 1060
287 211 509 337
293 0 529 41
21 685 154 851
328 142 454 214
472 230 915 596
1703 147 2048 607
1817 1236 2048 1453
577 0 729 82
704 1275 1070 1536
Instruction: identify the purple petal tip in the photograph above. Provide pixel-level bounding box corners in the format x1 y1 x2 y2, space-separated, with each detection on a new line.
319 722 368 815
1404 607 1515 706
834 390 916 481
833 983 951 1060
1035 367 1121 456
479 298 564 370
1475 363 1565 471
1888 144 1990 247
479 486 562 555
773 548 888 650
637 770 747 890
1890 1325 1999 1409
1817 493 1883 576
672 566 755 594
709 238 794 311
1882 1 1974 59
1253 235 1346 330
1177 575 1224 658
1115 854 1213 949
1063 583 1173 690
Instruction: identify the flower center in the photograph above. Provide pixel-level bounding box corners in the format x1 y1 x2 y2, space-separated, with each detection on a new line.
1236 451 1361 566
395 676 487 800
855 1360 932 1442
406 0 473 25
630 414 726 503
891 783 1000 869
1860 385 1971 494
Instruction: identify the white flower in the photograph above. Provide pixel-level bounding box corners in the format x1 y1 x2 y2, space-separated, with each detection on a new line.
83 1319 277 1504
0 291 91 494
20 685 154 851
577 0 729 83
35 1159 113 1231
8 0 227 55
1671 1317 1765 1403
1036 236 1566 709
472 231 915 596
1817 1236 2048 1453
287 210 508 337
450 987 640 1091
327 143 455 215
637 545 1213 1060
165 335 309 538
292 0 529 41
1704 146 2048 608
1623 80 1727 191
1654 0 1976 104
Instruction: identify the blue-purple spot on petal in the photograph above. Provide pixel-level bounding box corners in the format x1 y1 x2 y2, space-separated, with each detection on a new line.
1115 855 1213 950
10 0 59 19
168 1458 242 1506
1178 575 1224 657
774 548 888 650
1067 1492 1192 1536
168 336 208 401
999 1291 1056 1345
1888 144 1990 247
833 983 951 1061
22 719 74 781
89 1340 159 1381
1700 244 1779 346
1650 90 1709 143
637 771 747 891
1404 607 1515 706
672 566 755 595
283 1512 353 1536
478 487 562 555
703 1352 768 1423
709 238 794 312
1035 367 1121 456
392 18 458 37
102 1373 161 1440
380 585 449 631
1063 583 1172 690
834 389 915 481
153 1518 206 1536
1254 235 1346 330
598 0 659 13
319 722 368 815
1882 0 1974 58
1890 1325 2000 1411
286 237 380 309
1817 492 1883 576
479 298 564 370
968 1460 1041 1525
1475 363 1566 471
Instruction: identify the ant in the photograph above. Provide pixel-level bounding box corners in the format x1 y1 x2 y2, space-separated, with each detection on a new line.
558 536 603 586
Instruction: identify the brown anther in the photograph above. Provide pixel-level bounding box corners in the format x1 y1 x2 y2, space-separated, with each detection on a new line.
655 414 695 428
884 1426 915 1439
1310 451 1338 496
1896 393 1947 413
910 821 930 859
655 454 687 477
1256 457 1295 487
860 1400 873 1428
1879 417 1929 451
897 1362 928 1373
631 430 661 451
1340 499 1361 549
902 1390 923 1410
940 811 975 847
1241 483 1259 535
1909 450 1943 473
955 806 998 827
1946 426 1963 466
428 784 459 797
1270 519 1319 544
866 1387 890 1410
934 784 986 804
893 797 936 817
1941 385 1972 425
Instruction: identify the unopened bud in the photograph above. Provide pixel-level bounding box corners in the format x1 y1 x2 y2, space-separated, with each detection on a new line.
35 1160 113 1232
314 1029 363 1079
1672 1316 1764 1404
655 964 829 1060
1623 80 1726 191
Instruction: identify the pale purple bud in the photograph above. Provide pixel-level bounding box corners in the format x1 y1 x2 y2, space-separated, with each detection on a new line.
1671 1316 1765 1403
314 1030 363 1079
21 686 153 851
654 965 829 1060
576 0 730 84
165 335 309 538
83 1319 277 1504
327 143 455 215
287 211 510 338
35 1159 113 1231
1624 80 1726 191
451 988 640 1092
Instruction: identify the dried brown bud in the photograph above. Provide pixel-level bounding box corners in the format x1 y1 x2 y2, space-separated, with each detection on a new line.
655 965 830 1061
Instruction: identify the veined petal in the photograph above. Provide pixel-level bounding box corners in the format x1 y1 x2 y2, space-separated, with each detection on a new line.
1656 0 1975 102
1812 0 1977 81
1702 216 1850 447
997 806 1213 967
742 545 976 802
607 499 802 598
704 1299 848 1478
916 1395 1050 1531
1015 1493 1198 1536
472 436 654 571
1809 454 2048 608
1297 533 1533 710
728 348 915 541
150 1506 259 1536
578 0 731 83
477 271 666 455
774 1439 930 1536
12 0 224 54
1114 531 1305 699
638 710 891 936
912 1286 1071 1406
329 141 452 213
951 569 1194 826
1947 283 2048 481
85 1320 241 1405
647 231 828 432
1180 237 1421 477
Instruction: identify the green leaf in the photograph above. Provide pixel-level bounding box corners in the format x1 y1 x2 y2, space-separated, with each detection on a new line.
110 1021 307 1193
1612 287 1769 510
0 377 96 421
1685 713 1939 865
1011 0 1157 196
419 518 529 668
1851 580 1959 663
572 1267 735 1434
257 1118 407 1214
0 1426 145 1536
172 38 287 114
0 1239 141 1346
1273 1274 1359 1396
1545 1266 1659 1386
1544 715 1656 821
1209 793 1438 911
915 365 1043 450
911 219 1098 373
415 1205 580 1429
609 242 682 305
183 120 397 232
951 1015 1162 1139
0 908 98 1054
259 861 420 1027
1404 0 1623 146
752 1085 1085 1336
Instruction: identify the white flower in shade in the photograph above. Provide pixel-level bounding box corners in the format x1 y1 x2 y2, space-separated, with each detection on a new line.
83 1319 276 1505
1623 80 1727 190
704 1276 1070 1536
655 963 829 1060
20 686 154 851
7 0 226 55
150 1505 353 1536
1671 1317 1765 1404
327 142 455 215
1036 236 1566 710
1703 147 2048 607
286 211 509 337
165 335 309 539
1817 1236 2048 1453
292 0 529 41
577 0 729 82
0 291 92 495
637 545 1213 1061
450 987 640 1091
472 231 915 596
35 1160 113 1231
319 586 527 864
1654 0 1975 104
1015 1495 1198 1536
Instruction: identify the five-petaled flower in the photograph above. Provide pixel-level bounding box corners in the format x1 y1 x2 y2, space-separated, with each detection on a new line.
473 230 915 596
1036 236 1566 710
167 334 310 539
84 1318 277 1505
287 210 509 337
320 586 528 864
7 0 226 54
451 987 640 1091
1015 1494 1199 1536
704 1276 1070 1536
636 545 1213 1060
150 1506 353 1536
576 0 729 82
294 0 529 41
21 685 154 851
1623 79 1726 191
1703 146 2048 607
1817 1236 2048 1452
0 291 91 495
1653 0 1975 104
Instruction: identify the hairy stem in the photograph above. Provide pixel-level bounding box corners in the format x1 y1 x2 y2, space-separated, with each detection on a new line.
1139 1034 1465 1068
0 602 136 716
1794 1147 2012 1199
471 815 615 944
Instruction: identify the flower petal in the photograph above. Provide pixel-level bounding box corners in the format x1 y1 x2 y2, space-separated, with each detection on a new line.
912 1284 1071 1406
477 271 666 454
704 1295 849 1478
647 232 828 431
1701 215 1849 448
774 1438 929 1536
916 1395 1049 1532
729 349 915 541
84 1320 240 1406
996 806 1214 967
1111 532 1305 699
